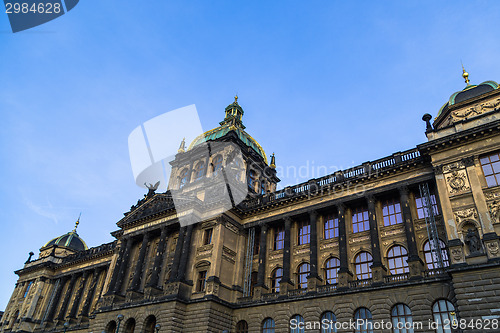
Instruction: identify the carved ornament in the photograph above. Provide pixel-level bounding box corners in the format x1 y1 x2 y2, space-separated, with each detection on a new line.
452 98 500 120
454 208 478 223
446 170 470 194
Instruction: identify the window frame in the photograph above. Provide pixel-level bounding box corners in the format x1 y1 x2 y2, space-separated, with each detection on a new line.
203 228 213 245
211 155 223 176
274 226 284 250
196 270 207 292
479 152 500 188
415 192 439 219
179 168 189 188
382 198 403 226
297 263 310 289
354 307 373 333
320 311 337 333
270 267 282 293
236 320 249 333
352 206 370 233
391 303 414 333
354 252 373 280
423 239 450 270
290 314 305 333
432 299 457 333
387 245 409 275
262 318 275 333
194 162 206 181
325 257 340 284
297 220 311 245
324 214 339 239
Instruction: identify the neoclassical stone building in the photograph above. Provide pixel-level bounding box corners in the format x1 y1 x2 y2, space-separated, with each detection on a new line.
2 72 500 333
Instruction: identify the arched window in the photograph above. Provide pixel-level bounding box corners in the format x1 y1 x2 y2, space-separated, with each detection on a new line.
124 318 136 333
236 320 249 333
262 318 275 333
391 304 413 333
354 308 373 333
248 170 258 191
325 257 340 284
194 162 206 181
354 252 373 280
105 320 117 333
270 267 282 293
321 311 337 333
290 315 304 333
423 240 449 270
432 300 456 333
387 245 409 275
297 263 310 289
143 315 156 333
179 168 189 188
212 155 223 176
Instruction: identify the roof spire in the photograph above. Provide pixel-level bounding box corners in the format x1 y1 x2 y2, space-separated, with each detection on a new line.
178 137 186 153
462 63 470 86
73 212 81 233
270 152 276 169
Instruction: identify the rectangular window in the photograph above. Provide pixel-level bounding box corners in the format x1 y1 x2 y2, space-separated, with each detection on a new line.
274 226 284 250
415 193 439 219
324 214 339 239
196 271 207 292
382 198 403 226
297 220 310 245
253 229 261 255
352 206 369 233
203 228 213 245
480 152 500 187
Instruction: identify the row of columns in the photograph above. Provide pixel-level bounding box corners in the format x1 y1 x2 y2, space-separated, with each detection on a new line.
44 266 103 323
251 186 423 293
106 224 194 296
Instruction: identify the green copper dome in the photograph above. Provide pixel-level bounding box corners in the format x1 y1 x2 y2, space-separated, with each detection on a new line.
44 231 88 252
437 80 499 117
187 98 268 163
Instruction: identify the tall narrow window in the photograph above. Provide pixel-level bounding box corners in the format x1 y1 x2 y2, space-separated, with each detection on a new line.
236 320 249 333
203 228 213 245
274 226 284 250
432 300 457 333
194 162 206 181
382 198 403 226
321 311 337 333
415 193 439 219
423 240 449 270
480 152 500 187
196 270 207 292
270 268 282 293
262 318 275 333
248 170 258 191
391 304 413 333
290 315 305 333
212 155 223 176
23 281 33 298
261 181 267 195
387 245 409 275
297 263 310 289
324 214 339 239
352 207 369 233
354 252 373 280
298 220 310 245
325 257 340 284
354 308 373 333
179 168 189 188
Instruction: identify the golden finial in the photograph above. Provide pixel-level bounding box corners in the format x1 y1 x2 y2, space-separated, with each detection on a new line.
270 153 276 169
462 64 470 86
73 212 81 233
234 95 238 104
178 137 186 153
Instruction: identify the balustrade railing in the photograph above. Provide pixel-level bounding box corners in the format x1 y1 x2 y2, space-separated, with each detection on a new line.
241 148 422 210
349 278 372 289
287 288 308 297
384 273 410 284
317 283 337 293
262 292 279 301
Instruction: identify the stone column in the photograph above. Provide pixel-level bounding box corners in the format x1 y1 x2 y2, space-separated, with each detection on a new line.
105 238 127 296
113 237 133 294
399 187 424 278
307 210 322 290
168 227 185 283
254 224 268 298
25 277 46 321
176 224 194 282
79 269 99 318
44 277 66 322
279 217 294 294
56 274 77 321
68 271 89 318
336 204 353 289
129 232 150 292
367 195 387 284
147 227 168 288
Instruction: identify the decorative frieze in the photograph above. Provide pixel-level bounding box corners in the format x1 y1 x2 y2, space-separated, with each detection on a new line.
451 98 500 120
222 246 236 264
320 242 338 250
348 235 370 244
446 170 470 194
454 208 478 223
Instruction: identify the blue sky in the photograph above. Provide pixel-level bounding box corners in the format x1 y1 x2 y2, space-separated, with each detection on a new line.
1 1 500 310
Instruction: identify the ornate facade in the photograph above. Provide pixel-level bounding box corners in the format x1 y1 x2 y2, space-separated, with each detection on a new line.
2 73 500 333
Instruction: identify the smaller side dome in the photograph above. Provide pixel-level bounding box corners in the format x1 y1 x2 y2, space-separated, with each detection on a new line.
437 80 499 117
44 231 88 252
